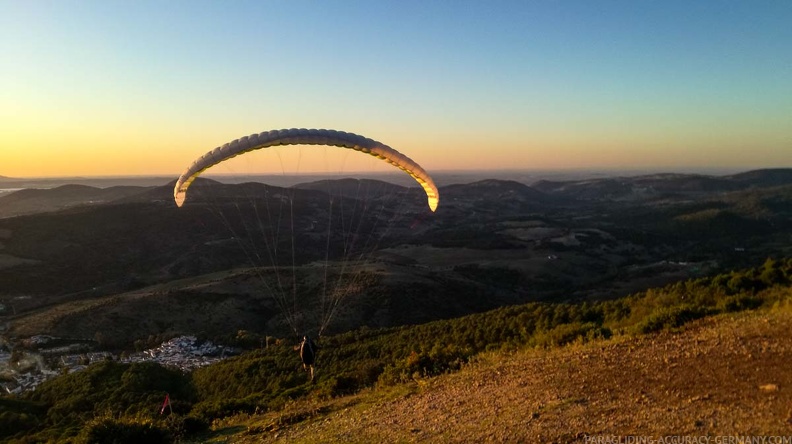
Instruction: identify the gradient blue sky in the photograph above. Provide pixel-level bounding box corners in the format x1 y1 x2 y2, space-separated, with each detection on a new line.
1 0 790 177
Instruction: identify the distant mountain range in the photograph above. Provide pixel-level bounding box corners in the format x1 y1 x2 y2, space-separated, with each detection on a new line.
1 168 790 344
532 168 792 200
0 176 175 190
0 185 154 218
2 168 790 218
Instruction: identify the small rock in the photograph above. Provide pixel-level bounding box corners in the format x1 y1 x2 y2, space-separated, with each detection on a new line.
760 384 779 392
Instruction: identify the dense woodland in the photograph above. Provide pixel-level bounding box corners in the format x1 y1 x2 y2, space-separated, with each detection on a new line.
1 257 791 443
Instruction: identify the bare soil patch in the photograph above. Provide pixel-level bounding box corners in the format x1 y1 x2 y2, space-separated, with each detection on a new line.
220 308 792 443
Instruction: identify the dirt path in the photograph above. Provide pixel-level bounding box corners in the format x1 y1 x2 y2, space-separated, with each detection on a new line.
228 309 792 443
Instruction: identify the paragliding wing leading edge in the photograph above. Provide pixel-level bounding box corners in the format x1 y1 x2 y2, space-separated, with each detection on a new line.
173 128 439 212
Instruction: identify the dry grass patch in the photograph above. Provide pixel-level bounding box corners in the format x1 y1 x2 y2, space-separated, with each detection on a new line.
203 309 792 443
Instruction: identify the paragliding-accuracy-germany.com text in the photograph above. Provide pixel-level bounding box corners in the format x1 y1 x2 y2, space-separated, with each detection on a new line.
584 435 792 444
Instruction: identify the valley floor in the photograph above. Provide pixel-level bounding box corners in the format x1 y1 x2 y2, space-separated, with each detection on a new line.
207 306 792 443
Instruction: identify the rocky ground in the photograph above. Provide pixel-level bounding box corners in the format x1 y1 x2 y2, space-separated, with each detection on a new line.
206 307 792 443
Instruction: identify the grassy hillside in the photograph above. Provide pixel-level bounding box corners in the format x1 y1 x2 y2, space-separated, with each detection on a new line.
224 308 792 443
1 258 791 443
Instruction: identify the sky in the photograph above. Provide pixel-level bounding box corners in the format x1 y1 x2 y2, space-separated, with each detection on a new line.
1 0 790 178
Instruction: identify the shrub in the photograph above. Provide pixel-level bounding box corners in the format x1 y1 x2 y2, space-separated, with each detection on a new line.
75 416 171 444
717 294 764 312
189 396 261 423
532 322 607 348
314 374 359 399
633 304 710 334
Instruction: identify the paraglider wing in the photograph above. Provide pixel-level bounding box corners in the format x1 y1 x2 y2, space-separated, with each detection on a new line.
173 128 439 211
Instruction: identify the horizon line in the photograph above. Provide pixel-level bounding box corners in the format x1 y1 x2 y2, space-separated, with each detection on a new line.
3 165 786 181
